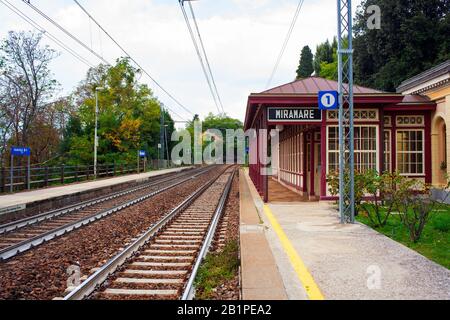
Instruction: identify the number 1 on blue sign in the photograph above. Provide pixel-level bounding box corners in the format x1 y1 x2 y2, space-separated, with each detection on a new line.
318 91 338 110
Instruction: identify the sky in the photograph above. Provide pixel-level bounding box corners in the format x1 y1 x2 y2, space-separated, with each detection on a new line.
0 0 363 124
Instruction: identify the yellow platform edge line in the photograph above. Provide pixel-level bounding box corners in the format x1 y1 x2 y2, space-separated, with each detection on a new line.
263 204 325 300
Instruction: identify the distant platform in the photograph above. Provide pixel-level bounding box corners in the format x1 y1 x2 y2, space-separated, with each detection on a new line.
0 166 193 217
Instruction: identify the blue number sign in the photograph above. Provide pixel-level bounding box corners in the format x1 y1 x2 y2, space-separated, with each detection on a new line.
318 91 338 110
139 150 146 157
11 147 31 156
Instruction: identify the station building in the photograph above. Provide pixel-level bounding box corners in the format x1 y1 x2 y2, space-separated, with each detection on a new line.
397 60 450 188
244 76 438 202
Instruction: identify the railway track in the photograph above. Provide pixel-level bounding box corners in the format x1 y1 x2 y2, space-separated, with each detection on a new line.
0 166 213 261
64 166 236 300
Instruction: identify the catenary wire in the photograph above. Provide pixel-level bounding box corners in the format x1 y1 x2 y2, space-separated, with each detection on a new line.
186 1 224 114
179 0 221 114
72 0 194 119
266 0 305 89
1 0 95 68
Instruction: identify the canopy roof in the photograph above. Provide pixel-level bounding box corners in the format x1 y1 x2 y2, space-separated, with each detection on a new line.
261 77 384 94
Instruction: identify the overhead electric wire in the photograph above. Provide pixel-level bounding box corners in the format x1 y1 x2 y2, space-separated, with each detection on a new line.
179 1 221 114
266 0 305 89
72 0 193 120
22 0 110 66
186 1 224 114
0 0 95 68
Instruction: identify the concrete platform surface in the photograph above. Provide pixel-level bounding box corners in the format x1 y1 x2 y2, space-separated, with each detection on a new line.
267 202 450 300
0 166 192 210
239 169 288 300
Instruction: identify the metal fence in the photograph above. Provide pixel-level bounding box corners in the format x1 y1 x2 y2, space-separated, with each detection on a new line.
0 159 173 194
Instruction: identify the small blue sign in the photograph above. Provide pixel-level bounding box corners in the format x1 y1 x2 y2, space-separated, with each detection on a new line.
318 91 338 110
245 147 249 154
11 147 30 156
139 150 146 157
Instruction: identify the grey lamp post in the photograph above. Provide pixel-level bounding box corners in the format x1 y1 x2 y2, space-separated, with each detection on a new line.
164 124 169 166
94 86 105 178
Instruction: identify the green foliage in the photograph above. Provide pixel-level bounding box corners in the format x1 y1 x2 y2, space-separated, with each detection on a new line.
61 58 172 165
431 212 450 233
313 38 337 77
395 183 436 243
360 171 413 228
354 0 450 91
296 45 314 79
194 240 239 300
327 169 366 214
357 210 450 269
328 169 439 241
185 113 243 162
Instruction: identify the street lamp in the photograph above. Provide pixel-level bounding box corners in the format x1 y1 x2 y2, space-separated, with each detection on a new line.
94 86 105 178
164 124 170 164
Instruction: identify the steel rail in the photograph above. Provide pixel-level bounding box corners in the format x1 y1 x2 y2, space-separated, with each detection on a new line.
181 167 236 300
0 166 213 261
63 166 230 300
0 166 202 235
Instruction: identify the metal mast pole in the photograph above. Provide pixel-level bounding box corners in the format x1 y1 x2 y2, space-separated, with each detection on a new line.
160 107 165 167
94 90 99 178
337 0 355 223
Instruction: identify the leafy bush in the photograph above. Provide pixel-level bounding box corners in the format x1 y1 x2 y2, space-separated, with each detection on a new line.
328 168 448 242
358 171 404 228
327 169 365 215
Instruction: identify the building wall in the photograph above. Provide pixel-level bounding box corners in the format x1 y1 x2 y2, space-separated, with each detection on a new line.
428 85 450 186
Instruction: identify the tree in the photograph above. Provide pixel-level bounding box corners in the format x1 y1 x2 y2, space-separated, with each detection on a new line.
160 107 175 160
0 31 59 155
313 39 335 75
64 58 164 165
296 45 314 79
354 0 450 91
185 113 243 163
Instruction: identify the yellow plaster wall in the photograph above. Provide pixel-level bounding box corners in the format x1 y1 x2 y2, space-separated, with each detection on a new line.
430 84 450 186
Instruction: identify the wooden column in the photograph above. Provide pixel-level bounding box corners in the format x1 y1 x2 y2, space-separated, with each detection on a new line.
263 108 269 203
309 132 315 197
302 132 307 193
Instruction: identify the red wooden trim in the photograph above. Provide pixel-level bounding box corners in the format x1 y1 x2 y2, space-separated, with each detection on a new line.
309 134 315 196
379 108 385 173
326 121 380 125
263 108 268 202
302 133 307 192
384 105 436 111
248 95 403 105
391 114 397 173
425 112 432 184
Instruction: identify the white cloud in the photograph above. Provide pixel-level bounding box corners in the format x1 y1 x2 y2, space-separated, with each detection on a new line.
0 0 362 123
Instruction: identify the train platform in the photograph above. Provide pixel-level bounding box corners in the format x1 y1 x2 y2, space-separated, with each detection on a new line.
239 169 287 300
242 169 450 300
0 166 193 217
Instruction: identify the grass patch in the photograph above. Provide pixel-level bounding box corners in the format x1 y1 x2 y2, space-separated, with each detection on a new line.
194 240 239 300
357 207 450 269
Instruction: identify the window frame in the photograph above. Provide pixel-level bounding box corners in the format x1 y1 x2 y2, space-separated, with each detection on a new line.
384 129 392 173
326 124 379 174
396 129 425 176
